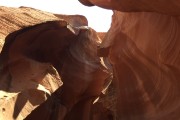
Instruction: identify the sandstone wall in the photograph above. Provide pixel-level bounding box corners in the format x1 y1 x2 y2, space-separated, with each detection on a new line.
0 6 88 120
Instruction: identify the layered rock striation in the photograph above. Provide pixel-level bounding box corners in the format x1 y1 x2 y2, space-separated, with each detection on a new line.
79 0 180 15
80 0 180 120
0 6 112 120
0 6 94 120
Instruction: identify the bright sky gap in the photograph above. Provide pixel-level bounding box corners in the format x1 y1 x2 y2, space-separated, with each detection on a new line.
0 0 113 32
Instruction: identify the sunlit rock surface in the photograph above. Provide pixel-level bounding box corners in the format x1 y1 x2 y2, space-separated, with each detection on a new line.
97 32 106 40
22 21 110 120
80 0 180 120
0 6 92 120
0 6 112 120
0 6 88 52
102 11 180 120
54 14 88 27
79 0 180 15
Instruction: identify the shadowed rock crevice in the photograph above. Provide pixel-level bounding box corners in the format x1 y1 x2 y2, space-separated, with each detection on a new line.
0 6 112 120
80 1 180 120
0 6 96 120
3 0 180 119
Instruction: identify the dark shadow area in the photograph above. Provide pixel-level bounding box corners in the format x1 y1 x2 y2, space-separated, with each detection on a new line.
0 21 66 119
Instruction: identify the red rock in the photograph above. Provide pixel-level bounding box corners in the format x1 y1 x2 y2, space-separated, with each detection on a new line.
79 0 180 15
80 1 180 120
22 22 110 120
105 11 180 120
0 6 107 120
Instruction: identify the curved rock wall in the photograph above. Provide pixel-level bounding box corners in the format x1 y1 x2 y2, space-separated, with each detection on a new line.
101 9 180 120
0 6 88 52
0 6 89 120
79 0 180 15
79 0 180 120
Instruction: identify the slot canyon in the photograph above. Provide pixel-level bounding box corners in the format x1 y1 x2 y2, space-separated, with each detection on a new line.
1 0 180 120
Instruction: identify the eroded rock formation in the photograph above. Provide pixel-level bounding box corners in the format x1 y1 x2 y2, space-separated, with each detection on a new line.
97 32 106 40
0 6 61 120
22 21 110 120
0 6 88 52
79 0 180 15
105 11 180 120
80 0 180 120
0 6 108 120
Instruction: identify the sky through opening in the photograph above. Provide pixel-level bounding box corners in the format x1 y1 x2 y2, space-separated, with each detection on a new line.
0 0 113 32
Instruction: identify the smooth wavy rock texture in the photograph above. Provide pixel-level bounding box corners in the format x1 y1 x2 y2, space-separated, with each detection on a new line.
21 21 110 120
79 0 180 15
80 0 180 120
0 6 88 52
0 6 89 120
0 5 112 120
102 11 180 120
102 10 180 120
